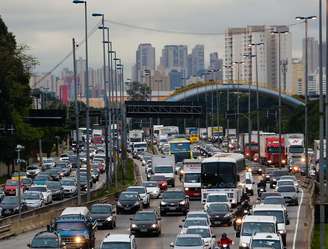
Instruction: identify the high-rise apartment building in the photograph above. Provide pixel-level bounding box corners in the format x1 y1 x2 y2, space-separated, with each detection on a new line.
136 43 155 83
291 58 304 95
191 45 205 77
160 45 188 75
208 52 223 80
224 25 292 94
302 37 319 74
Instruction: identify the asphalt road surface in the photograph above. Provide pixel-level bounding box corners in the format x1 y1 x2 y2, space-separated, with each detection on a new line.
0 159 310 249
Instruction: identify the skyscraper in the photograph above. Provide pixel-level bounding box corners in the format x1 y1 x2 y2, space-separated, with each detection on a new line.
209 52 223 80
160 45 188 75
136 43 155 83
191 45 205 76
224 25 292 93
302 37 319 74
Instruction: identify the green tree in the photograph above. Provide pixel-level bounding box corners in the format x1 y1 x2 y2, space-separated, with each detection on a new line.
126 81 151 101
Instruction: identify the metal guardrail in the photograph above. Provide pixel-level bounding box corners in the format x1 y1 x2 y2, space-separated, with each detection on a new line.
0 224 13 240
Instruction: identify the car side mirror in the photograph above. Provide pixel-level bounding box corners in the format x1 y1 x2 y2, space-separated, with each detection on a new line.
236 231 240 238
158 217 162 220
212 235 216 238
112 211 116 214
179 225 183 228
170 242 174 248
286 219 290 225
27 243 31 248
129 218 133 221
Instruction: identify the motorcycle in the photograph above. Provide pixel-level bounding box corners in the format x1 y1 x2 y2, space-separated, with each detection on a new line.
257 187 266 197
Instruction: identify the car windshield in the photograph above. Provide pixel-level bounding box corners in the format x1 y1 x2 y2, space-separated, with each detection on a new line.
6 180 17 186
22 178 32 184
134 212 156 221
175 237 202 246
184 173 201 183
187 214 208 220
254 210 285 223
263 197 285 205
154 166 173 173
46 182 61 189
35 176 48 181
27 166 39 170
30 187 47 192
278 181 294 186
57 223 86 231
127 187 145 194
278 186 296 192
24 192 41 200
143 182 157 187
251 239 281 249
207 195 227 203
31 237 59 248
61 180 75 186
2 196 18 204
184 219 208 227
101 242 131 249
272 171 289 177
245 179 252 184
289 145 304 154
186 228 210 238
242 222 276 236
43 160 53 164
267 147 283 153
163 191 185 200
91 205 112 214
150 175 166 181
280 176 296 181
208 204 229 212
120 193 138 201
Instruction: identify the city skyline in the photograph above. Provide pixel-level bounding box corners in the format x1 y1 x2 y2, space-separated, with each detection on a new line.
1 0 318 77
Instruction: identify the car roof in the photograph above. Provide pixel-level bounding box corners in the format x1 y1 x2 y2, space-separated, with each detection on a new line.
128 186 145 189
103 234 132 243
186 225 210 230
243 215 276 223
185 217 208 221
253 204 285 211
176 234 202 239
135 210 156 214
61 207 89 216
187 211 207 215
34 231 59 239
251 232 281 240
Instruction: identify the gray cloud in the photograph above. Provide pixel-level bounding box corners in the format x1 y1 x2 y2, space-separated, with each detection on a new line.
1 0 320 77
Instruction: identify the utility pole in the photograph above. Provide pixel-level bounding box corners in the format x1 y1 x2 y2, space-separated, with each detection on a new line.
234 61 244 149
72 38 81 205
224 65 232 152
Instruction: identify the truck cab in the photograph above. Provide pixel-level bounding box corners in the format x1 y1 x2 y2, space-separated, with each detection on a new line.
182 159 201 199
52 207 96 249
264 137 287 166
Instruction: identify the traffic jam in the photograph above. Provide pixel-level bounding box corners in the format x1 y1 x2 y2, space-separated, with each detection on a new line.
1 125 311 249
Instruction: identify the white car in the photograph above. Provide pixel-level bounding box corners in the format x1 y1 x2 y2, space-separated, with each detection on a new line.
204 193 231 210
143 181 160 199
170 234 205 249
26 165 41 178
249 232 284 249
100 234 136 249
42 158 55 169
127 186 150 207
23 191 44 208
276 179 299 192
59 154 70 161
185 226 216 249
185 211 211 225
279 175 299 190
29 185 52 205
179 218 210 234
61 178 77 197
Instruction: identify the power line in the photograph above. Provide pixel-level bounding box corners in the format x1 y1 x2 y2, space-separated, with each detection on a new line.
33 21 101 89
105 19 302 36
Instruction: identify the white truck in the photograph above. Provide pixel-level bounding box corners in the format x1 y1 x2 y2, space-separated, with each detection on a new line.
159 126 179 137
183 159 201 199
129 130 144 143
152 155 175 187
199 128 208 140
285 133 305 164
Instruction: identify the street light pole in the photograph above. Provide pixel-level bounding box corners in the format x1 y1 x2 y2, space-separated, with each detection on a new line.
16 145 24 218
296 16 317 175
234 61 244 149
72 38 81 205
73 0 91 201
224 65 232 152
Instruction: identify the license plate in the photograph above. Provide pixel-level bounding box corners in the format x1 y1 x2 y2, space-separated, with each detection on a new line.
140 228 147 232
214 221 221 224
97 222 103 226
169 207 176 210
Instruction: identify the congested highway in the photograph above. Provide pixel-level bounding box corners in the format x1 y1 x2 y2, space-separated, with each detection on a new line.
0 137 312 249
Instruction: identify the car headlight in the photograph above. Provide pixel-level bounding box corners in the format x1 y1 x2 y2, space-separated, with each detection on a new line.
117 201 122 207
236 218 242 224
184 187 189 191
106 216 112 221
161 201 167 205
273 178 277 182
258 168 262 171
268 160 272 163
151 224 158 228
74 236 83 243
131 224 137 228
247 168 252 172
301 157 306 162
224 213 231 218
241 242 248 247
134 201 140 206
282 160 286 164
179 200 186 205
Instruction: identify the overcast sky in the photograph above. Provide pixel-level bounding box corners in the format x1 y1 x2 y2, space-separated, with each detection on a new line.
1 0 320 77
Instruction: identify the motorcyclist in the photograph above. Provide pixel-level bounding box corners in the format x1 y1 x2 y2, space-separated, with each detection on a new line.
217 233 233 248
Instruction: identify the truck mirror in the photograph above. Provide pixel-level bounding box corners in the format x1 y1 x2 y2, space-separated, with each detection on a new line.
236 231 240 238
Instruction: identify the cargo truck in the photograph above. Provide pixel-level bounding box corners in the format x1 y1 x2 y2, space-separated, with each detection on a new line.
182 159 201 199
240 133 259 160
259 134 287 166
284 133 305 164
152 155 176 187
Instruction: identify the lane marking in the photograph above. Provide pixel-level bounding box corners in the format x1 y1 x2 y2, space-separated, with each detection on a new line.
292 188 304 249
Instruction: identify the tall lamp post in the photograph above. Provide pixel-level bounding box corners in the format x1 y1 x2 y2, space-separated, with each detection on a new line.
73 0 91 201
224 64 232 151
16 144 24 218
93 13 111 189
271 28 288 168
295 16 317 175
233 61 244 149
249 42 264 159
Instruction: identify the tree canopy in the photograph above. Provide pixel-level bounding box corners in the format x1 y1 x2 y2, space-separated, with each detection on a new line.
126 81 151 101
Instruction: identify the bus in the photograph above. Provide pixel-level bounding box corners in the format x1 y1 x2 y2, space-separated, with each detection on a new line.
169 138 192 163
200 152 245 207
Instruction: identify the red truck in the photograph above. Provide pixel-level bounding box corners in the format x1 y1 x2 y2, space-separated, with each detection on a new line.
259 135 287 166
